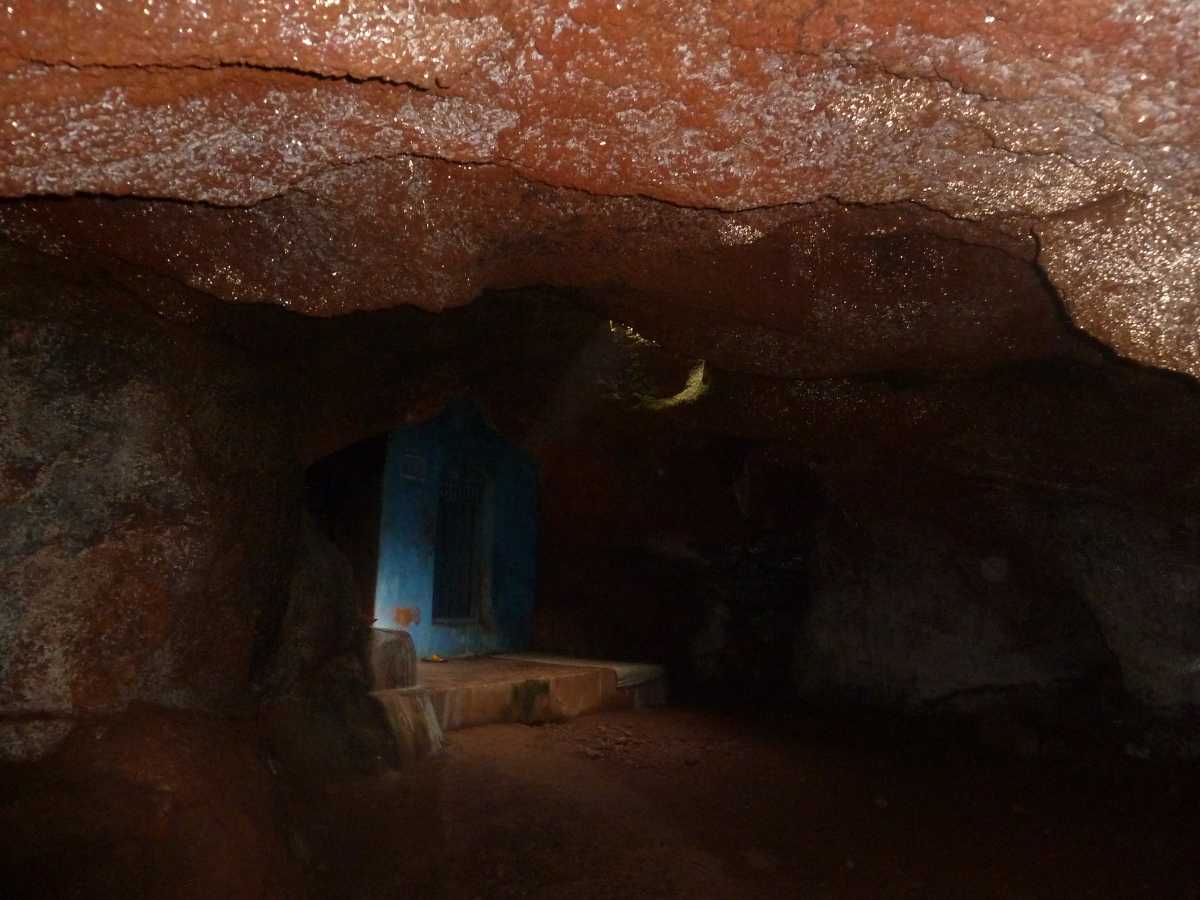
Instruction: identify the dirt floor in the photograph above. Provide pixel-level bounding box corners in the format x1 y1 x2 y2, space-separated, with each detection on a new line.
296 707 1200 900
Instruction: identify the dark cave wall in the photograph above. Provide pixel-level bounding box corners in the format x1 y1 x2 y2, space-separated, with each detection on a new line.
532 426 748 688
0 251 409 898
0 248 304 762
0 272 597 766
786 362 1200 712
3 252 1198 746
797 487 1116 708
0 243 421 755
529 357 1200 716
0 252 323 897
796 467 1200 711
0 4 1196 893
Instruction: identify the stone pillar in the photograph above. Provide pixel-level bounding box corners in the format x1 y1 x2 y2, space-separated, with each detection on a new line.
368 629 418 690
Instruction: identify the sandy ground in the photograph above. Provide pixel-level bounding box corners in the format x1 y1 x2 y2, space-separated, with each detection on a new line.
298 707 1200 900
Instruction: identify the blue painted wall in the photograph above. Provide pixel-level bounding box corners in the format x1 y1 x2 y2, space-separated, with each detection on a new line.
373 399 538 658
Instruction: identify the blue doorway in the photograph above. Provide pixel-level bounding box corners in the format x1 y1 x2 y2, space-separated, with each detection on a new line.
373 399 538 658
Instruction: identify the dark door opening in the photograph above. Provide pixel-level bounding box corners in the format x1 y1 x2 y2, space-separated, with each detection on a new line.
432 464 488 624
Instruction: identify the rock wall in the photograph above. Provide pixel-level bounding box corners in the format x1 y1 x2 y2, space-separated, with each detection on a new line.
0 247 301 762
0 10 1198 893
0 242 1198 900
0 250 325 897
257 513 401 781
526 337 1200 719
3 248 1197 746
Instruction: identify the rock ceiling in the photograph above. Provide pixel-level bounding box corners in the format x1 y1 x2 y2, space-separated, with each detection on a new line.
1 1 1197 376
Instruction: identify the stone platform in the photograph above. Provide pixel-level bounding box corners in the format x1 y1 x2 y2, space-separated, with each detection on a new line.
496 653 670 711
374 655 667 740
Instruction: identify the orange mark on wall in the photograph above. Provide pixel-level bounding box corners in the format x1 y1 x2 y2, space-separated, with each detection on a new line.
392 606 421 628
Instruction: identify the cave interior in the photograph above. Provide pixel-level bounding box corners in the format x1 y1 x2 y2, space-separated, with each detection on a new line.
2 3 1200 898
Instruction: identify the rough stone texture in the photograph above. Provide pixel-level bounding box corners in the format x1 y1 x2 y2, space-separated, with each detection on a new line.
0 1 1197 377
798 509 1115 708
260 654 401 781
0 175 1067 386
1045 503 1200 708
0 34 1194 895
3 232 1198 764
256 513 366 698
257 514 401 780
1038 193 1200 378
1 1 1194 210
795 484 1200 711
0 246 299 761
368 629 419 691
371 686 445 763
518 305 1200 714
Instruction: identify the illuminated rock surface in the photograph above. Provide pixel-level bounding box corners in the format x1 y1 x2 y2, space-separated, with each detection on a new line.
0 0 1197 373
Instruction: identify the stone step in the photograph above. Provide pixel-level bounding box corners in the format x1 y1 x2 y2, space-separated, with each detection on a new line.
421 658 618 731
370 686 444 764
374 655 668 751
495 653 669 710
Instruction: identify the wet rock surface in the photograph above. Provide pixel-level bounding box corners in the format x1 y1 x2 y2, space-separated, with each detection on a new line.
2 1 1195 212
0 1 1197 375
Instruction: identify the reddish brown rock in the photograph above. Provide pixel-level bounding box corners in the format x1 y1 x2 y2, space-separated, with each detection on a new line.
0 166 1078 382
1 1 1194 210
0 247 299 760
1038 193 1200 376
0 1 1197 375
